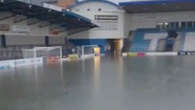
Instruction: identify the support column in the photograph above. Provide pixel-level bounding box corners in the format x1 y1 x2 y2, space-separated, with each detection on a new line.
1 34 6 48
45 36 49 47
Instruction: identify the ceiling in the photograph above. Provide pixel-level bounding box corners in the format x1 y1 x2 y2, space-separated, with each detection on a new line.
0 0 97 34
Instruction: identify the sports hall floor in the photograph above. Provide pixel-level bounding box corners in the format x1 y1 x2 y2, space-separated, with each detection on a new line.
0 56 195 110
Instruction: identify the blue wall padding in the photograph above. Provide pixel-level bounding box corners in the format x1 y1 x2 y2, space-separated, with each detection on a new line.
69 39 107 53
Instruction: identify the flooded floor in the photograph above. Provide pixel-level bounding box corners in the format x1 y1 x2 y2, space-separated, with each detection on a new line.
1 56 195 110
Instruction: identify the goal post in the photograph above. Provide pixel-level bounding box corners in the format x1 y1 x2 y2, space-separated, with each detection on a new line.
22 46 63 61
79 45 100 59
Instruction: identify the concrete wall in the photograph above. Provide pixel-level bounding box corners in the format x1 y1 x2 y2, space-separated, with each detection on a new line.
126 11 195 31
56 0 76 9
6 36 45 46
3 36 65 46
70 1 126 39
49 36 65 45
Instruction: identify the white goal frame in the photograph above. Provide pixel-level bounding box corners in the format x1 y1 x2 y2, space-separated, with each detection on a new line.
79 45 99 59
22 46 63 59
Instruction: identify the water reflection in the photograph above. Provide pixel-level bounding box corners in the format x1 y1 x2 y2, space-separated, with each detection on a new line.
93 56 101 90
117 57 124 88
1 56 195 110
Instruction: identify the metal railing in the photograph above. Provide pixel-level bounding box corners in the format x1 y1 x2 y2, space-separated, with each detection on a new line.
0 46 33 61
0 46 78 61
17 0 57 6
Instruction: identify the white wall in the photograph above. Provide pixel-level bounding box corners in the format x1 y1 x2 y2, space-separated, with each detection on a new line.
69 1 126 39
126 11 195 31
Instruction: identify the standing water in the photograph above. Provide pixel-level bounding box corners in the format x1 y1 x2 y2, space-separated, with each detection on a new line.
0 56 195 110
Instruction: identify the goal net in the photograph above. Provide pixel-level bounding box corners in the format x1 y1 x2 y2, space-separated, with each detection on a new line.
22 46 62 62
78 45 100 59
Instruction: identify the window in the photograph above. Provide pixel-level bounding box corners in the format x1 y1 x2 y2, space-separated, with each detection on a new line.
168 22 179 29
175 22 179 29
181 22 187 28
156 22 168 29
158 21 195 29
163 22 169 29
156 24 161 29
187 22 193 28
94 15 119 30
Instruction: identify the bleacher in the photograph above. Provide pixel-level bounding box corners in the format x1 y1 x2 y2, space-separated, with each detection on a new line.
130 28 195 52
0 0 98 61
0 0 97 35
130 29 162 52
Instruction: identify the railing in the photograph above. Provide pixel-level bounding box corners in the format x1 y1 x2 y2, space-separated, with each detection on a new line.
0 46 33 61
0 46 78 61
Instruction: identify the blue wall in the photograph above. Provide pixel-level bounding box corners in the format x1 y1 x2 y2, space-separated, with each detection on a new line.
69 39 107 53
